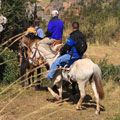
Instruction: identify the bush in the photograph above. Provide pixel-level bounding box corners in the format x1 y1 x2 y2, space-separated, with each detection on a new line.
113 116 120 120
98 58 120 82
0 48 19 84
62 0 120 44
1 0 30 41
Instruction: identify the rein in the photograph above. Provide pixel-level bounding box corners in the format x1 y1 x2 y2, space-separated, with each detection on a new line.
29 43 45 65
22 39 61 67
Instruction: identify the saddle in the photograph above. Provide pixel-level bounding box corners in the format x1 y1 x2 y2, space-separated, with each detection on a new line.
52 40 62 46
50 43 63 53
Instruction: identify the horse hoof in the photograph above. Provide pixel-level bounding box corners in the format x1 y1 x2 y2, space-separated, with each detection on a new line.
55 98 63 104
76 106 82 110
58 96 62 100
95 110 100 115
55 96 61 101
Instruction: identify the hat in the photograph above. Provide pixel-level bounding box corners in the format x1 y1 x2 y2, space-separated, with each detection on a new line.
25 27 37 35
51 10 59 17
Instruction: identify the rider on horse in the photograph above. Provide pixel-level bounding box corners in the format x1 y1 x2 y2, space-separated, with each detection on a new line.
47 22 87 80
34 19 45 39
39 10 64 46
25 20 45 40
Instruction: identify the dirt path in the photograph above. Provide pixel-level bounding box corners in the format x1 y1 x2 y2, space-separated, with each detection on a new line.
0 80 120 120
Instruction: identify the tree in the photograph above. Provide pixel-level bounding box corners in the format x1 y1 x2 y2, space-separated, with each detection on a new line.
0 0 36 43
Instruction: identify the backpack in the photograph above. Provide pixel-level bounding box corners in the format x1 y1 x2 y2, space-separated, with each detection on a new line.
70 30 87 55
75 36 87 55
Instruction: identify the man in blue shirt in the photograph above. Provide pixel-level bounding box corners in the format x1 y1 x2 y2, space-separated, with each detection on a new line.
47 22 87 80
34 19 45 39
36 27 45 39
39 10 64 45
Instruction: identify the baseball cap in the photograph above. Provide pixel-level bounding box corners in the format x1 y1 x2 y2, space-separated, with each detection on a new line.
51 10 59 17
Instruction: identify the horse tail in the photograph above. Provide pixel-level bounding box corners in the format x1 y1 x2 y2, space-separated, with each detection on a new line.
93 64 104 100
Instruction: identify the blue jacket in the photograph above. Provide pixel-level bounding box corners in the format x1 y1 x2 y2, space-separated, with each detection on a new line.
47 16 64 40
66 37 80 58
60 30 86 59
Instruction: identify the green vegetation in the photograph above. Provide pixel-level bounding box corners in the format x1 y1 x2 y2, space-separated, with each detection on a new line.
0 0 46 44
98 58 120 82
0 48 19 84
62 0 120 44
0 0 120 85
113 116 120 120
1 0 30 42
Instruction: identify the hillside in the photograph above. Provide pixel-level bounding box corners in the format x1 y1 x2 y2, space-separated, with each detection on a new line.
0 44 120 120
37 0 120 44
0 71 119 120
0 1 120 120
86 43 120 65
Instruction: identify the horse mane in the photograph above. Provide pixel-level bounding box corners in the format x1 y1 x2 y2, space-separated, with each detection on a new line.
21 35 39 48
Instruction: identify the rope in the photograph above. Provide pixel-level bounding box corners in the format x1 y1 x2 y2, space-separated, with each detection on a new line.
0 32 25 48
0 81 35 114
0 58 17 66
0 35 24 56
0 63 47 95
0 70 48 103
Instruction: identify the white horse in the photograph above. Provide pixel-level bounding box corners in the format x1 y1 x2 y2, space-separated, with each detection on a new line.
29 40 104 114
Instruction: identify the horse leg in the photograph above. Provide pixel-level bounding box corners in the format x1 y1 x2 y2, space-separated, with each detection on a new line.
28 72 31 85
27 68 34 85
91 81 100 114
48 77 62 100
48 87 60 100
76 81 86 110
31 71 34 83
35 68 41 90
72 81 77 95
57 80 62 99
20 62 27 87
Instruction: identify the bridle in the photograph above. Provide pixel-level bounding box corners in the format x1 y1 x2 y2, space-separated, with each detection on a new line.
21 40 61 67
28 43 45 66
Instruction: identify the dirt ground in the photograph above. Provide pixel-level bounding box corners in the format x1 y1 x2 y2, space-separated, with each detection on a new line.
0 81 120 120
0 44 120 120
86 43 120 65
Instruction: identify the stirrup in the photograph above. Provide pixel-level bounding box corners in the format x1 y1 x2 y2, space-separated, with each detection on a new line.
59 65 70 71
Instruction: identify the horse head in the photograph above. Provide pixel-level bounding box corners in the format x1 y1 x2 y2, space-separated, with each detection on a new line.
27 42 45 66
20 35 44 66
28 41 62 67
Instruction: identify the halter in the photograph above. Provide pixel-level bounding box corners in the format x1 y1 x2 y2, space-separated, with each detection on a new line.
29 43 45 66
23 40 62 67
